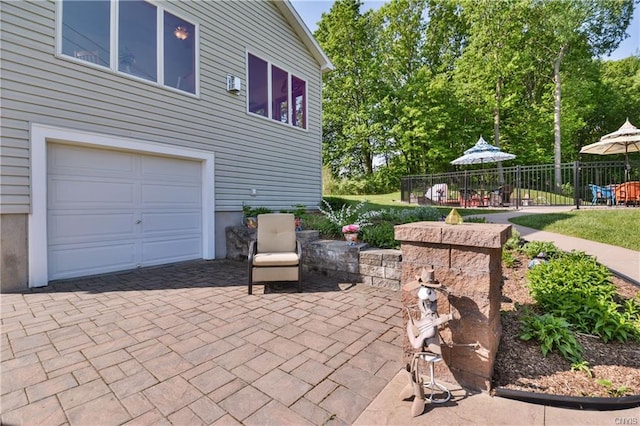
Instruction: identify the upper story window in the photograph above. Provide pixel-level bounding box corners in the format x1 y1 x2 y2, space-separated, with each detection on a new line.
61 1 111 67
248 53 306 129
60 0 197 95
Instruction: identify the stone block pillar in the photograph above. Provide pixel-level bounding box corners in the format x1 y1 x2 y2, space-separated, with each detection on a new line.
395 221 511 392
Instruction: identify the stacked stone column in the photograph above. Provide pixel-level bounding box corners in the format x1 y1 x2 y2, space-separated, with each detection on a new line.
395 221 511 392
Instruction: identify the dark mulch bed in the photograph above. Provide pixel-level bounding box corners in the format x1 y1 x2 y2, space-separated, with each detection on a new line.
492 252 640 398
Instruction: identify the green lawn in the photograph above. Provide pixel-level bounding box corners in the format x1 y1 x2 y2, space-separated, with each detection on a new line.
510 209 640 251
331 192 640 251
336 192 507 217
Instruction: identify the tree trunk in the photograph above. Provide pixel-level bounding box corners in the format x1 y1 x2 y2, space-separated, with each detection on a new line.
494 78 505 184
553 45 567 193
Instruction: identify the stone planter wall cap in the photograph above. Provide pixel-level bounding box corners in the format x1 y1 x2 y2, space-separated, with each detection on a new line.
494 387 640 411
394 222 512 248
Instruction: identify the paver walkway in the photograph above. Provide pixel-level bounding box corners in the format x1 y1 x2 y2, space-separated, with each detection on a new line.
1 260 404 425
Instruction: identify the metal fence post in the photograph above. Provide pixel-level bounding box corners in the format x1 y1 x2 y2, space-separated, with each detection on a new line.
464 170 468 208
574 161 580 210
515 166 521 210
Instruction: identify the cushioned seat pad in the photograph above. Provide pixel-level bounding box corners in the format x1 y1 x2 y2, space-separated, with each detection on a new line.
253 252 299 266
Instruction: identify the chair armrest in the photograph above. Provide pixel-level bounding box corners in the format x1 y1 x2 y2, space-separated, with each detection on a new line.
296 240 302 261
248 240 257 265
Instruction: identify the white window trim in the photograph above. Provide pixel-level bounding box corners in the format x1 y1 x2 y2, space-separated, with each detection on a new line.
56 0 200 97
246 51 308 131
29 123 215 287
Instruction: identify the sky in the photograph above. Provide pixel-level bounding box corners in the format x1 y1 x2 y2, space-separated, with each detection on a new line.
290 0 640 61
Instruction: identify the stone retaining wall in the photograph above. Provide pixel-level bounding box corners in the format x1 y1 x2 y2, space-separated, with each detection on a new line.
225 226 402 290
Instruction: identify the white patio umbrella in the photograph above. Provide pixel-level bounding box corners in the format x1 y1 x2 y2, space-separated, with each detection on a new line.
451 135 516 166
451 136 516 207
579 119 640 175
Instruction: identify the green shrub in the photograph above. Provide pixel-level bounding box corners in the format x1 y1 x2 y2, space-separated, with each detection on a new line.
318 199 377 230
519 311 584 363
303 214 342 238
328 169 400 195
570 361 593 378
519 240 562 259
504 229 523 251
292 204 307 218
242 204 272 217
595 379 633 397
527 254 640 342
502 249 518 268
623 297 640 321
360 222 398 249
320 196 354 212
464 216 487 223
408 206 444 222
374 206 441 224
322 165 341 195
561 182 574 198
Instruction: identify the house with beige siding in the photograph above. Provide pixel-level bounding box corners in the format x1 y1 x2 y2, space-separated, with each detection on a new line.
0 0 332 291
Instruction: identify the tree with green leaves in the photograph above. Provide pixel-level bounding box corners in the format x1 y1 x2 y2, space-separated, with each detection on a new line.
528 0 634 190
314 0 637 193
315 0 383 177
453 0 535 180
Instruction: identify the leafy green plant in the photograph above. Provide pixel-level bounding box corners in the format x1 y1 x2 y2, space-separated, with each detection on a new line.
320 196 354 212
561 182 574 198
319 199 377 231
242 203 272 218
250 207 272 216
570 361 593 378
519 311 584 363
594 379 631 397
464 216 487 223
302 214 342 238
610 385 632 397
527 254 640 342
360 222 397 249
502 249 518 268
623 297 640 320
518 240 562 259
374 206 441 223
503 229 522 251
292 204 307 218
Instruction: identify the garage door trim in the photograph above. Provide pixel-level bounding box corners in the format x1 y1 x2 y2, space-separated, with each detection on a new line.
29 123 215 287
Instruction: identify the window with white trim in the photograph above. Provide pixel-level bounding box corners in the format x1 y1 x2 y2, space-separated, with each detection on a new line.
248 53 306 129
60 0 197 95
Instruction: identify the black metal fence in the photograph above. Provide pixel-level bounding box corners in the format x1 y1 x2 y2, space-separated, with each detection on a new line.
400 160 640 208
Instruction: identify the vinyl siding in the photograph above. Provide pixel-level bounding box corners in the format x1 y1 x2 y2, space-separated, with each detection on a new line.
0 0 324 214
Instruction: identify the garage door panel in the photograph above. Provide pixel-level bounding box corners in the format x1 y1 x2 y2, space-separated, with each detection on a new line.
141 156 201 183
49 242 137 279
49 178 136 208
141 183 201 206
141 237 202 265
49 212 136 243
49 144 136 178
48 144 204 281
141 211 201 234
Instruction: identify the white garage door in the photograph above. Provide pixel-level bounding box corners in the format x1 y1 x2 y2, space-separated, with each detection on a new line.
47 143 203 280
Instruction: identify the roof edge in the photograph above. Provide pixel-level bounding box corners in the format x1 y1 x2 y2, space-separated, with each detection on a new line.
271 0 334 73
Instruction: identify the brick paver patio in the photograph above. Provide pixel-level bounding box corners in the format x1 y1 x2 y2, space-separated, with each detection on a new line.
1 260 404 425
